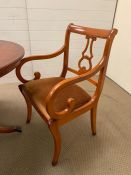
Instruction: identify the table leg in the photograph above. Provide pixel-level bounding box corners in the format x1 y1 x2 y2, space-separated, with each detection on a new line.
0 126 22 133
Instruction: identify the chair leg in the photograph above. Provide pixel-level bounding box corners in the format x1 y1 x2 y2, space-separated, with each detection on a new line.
90 105 97 136
49 121 61 166
25 98 32 124
19 85 32 124
23 93 32 124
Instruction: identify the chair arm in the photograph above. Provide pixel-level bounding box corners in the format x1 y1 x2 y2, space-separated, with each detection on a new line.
46 58 105 120
16 46 65 83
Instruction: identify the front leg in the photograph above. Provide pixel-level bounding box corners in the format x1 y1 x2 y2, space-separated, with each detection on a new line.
19 85 32 124
48 120 61 166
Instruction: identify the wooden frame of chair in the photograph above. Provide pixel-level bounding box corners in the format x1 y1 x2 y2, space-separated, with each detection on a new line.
16 23 117 166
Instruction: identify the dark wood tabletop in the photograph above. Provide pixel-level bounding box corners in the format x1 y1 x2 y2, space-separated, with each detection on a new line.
0 40 25 133
0 40 24 77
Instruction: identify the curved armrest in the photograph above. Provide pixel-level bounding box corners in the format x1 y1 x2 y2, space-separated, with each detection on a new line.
16 46 65 83
46 57 105 120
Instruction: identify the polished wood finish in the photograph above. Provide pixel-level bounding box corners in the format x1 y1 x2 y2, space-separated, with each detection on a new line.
0 126 21 133
16 24 117 165
0 40 24 77
0 40 24 133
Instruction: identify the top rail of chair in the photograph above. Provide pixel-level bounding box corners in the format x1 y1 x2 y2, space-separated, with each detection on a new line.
67 24 117 39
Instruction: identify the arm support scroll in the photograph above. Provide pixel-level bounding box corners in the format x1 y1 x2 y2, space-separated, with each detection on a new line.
16 46 65 83
46 58 105 120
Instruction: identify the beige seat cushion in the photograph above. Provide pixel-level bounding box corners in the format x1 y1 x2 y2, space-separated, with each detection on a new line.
22 77 91 119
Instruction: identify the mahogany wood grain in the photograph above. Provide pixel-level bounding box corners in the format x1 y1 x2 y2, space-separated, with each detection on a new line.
0 40 24 133
0 40 24 77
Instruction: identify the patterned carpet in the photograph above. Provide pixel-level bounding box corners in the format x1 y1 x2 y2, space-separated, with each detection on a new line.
0 77 131 175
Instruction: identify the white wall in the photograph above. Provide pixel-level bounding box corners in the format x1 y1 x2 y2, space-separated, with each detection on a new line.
0 0 32 83
26 0 117 78
107 0 131 94
0 0 117 82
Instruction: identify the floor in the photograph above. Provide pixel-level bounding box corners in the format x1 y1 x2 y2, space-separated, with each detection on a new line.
0 77 131 175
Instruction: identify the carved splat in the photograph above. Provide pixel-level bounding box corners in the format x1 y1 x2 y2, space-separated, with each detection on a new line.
78 36 96 74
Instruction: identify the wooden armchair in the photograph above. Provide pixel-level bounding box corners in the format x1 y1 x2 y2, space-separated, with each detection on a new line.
16 24 117 166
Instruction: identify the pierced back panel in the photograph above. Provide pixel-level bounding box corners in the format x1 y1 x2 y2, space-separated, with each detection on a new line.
77 36 97 74
62 24 113 77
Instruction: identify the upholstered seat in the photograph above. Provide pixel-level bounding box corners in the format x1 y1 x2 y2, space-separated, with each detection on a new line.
22 77 91 119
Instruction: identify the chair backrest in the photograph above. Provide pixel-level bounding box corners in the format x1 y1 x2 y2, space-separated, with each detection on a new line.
61 23 118 100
